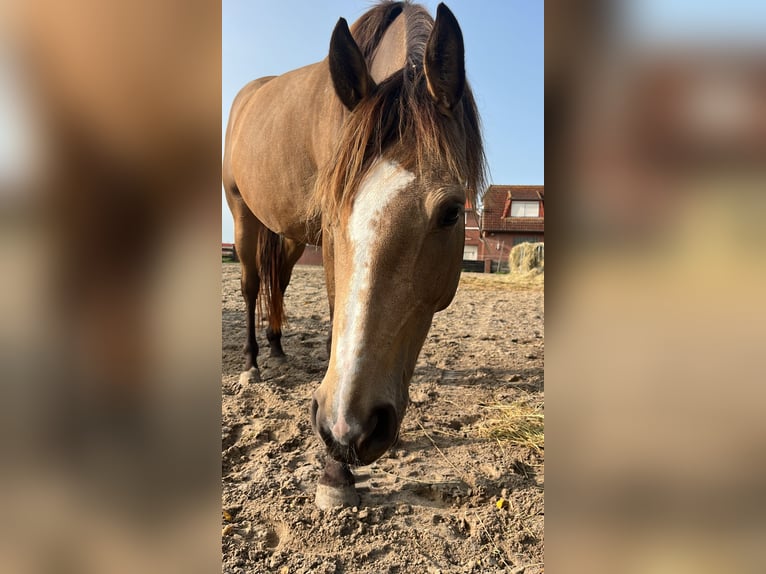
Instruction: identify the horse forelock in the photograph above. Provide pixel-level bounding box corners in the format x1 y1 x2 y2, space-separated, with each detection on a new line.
311 1 486 232
403 6 431 70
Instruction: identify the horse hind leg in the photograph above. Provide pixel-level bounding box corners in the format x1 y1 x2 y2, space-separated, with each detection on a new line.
265 326 285 360
226 183 304 377
265 237 305 360
239 265 262 385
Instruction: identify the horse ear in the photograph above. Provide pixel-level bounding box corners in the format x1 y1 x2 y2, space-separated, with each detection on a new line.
424 3 465 114
329 17 376 111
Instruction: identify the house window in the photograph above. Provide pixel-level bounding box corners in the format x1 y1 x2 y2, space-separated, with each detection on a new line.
510 201 539 217
463 245 478 261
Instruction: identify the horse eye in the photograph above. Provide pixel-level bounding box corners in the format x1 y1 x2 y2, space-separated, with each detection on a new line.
439 204 462 227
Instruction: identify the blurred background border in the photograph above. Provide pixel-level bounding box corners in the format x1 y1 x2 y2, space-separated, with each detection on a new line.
2 0 765 572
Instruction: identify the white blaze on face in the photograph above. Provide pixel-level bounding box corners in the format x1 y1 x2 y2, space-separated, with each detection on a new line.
331 159 415 439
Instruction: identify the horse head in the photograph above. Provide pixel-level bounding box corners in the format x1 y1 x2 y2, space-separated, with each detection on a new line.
311 4 484 466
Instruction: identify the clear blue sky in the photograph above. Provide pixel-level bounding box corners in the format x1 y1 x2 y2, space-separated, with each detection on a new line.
221 0 544 242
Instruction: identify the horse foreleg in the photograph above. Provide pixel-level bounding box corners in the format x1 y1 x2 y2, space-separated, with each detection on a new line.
322 231 335 358
325 314 333 358
315 458 359 510
228 194 263 385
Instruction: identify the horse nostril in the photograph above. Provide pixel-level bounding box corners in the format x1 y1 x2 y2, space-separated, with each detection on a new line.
319 426 334 449
311 398 334 448
310 398 319 430
356 404 398 463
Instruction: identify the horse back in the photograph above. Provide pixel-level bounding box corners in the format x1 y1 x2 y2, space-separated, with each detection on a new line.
224 76 276 152
225 63 341 243
223 76 275 192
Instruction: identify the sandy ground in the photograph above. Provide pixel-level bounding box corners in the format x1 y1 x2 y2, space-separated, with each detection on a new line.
222 263 544 573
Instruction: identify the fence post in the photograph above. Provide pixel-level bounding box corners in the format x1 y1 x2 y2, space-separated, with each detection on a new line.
483 259 492 273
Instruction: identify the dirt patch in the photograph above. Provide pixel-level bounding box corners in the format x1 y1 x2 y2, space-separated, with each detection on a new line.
222 263 544 573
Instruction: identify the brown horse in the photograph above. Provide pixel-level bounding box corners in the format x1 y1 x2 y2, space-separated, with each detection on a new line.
223 1 485 508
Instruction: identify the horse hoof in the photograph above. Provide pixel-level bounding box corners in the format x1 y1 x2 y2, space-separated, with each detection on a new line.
239 367 261 385
269 355 287 364
315 483 360 510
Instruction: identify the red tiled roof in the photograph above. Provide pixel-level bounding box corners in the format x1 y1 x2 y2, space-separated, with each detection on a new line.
504 218 544 232
491 185 544 201
481 185 544 232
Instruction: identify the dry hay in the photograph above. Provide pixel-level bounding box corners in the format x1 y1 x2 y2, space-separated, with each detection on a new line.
479 400 544 453
509 242 544 276
459 271 542 291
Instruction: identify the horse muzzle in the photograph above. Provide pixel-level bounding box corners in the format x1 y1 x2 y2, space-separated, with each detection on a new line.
311 397 399 466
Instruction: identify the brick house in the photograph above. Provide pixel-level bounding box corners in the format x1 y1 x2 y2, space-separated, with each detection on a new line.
464 185 544 263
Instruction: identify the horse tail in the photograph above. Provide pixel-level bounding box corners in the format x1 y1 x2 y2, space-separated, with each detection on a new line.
255 225 285 334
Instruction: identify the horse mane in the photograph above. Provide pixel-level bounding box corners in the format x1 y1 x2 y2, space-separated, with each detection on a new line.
311 1 486 231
